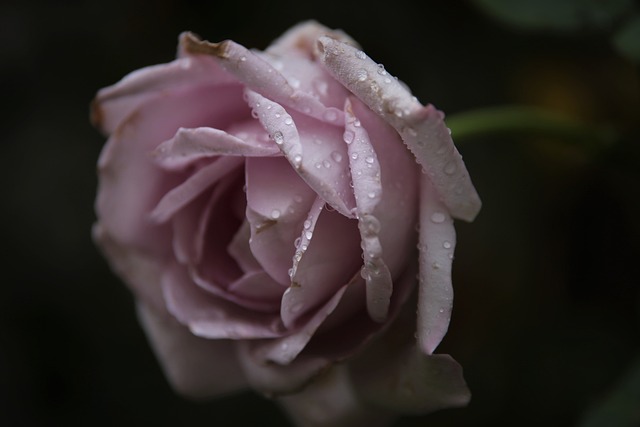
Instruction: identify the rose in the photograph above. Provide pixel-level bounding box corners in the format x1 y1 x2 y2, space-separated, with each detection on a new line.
91 21 481 425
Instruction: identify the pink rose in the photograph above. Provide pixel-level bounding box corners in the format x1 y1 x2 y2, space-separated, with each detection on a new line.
92 21 481 425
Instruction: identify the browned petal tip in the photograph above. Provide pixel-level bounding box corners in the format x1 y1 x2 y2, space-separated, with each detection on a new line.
90 97 105 132
181 32 230 58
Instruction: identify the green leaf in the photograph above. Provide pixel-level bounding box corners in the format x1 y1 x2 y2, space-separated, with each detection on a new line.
613 14 640 62
579 357 640 427
471 0 634 32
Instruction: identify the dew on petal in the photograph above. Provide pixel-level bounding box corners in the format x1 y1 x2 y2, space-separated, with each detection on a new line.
430 212 446 223
271 209 281 219
356 69 368 82
284 116 293 125
272 131 284 145
331 151 343 162
444 161 457 175
343 130 355 144
322 159 331 168
355 50 366 59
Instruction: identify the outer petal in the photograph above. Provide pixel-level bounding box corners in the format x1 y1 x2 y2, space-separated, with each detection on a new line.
417 176 456 355
245 90 355 217
278 365 395 427
137 303 247 399
317 36 481 222
181 32 344 125
245 156 317 285
237 341 331 396
349 294 470 414
344 99 392 323
154 126 279 170
266 20 359 59
92 52 238 135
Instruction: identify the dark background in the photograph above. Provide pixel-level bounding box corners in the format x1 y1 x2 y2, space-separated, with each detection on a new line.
1 0 639 425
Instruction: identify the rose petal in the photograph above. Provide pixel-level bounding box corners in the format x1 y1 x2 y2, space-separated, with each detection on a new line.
417 176 456 355
154 125 280 170
92 52 238 134
282 207 361 328
150 156 244 224
344 99 392 323
181 32 344 125
237 341 332 396
286 196 324 286
245 156 317 285
317 36 481 222
266 20 359 60
245 90 356 217
278 365 395 427
351 346 471 414
92 223 167 313
136 303 246 399
227 220 263 273
225 271 285 313
163 263 285 339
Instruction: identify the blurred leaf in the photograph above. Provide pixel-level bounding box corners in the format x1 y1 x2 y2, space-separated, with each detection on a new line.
613 14 640 62
472 0 634 31
579 357 640 427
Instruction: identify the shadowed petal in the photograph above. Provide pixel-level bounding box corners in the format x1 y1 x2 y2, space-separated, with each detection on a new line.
267 20 359 60
279 365 395 427
317 36 481 222
228 220 263 273
137 303 247 399
417 176 456 355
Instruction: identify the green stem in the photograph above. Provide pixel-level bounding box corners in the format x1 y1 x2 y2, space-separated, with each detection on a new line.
447 106 616 149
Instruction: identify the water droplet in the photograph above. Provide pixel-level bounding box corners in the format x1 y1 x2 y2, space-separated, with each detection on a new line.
353 119 361 127
288 268 294 278
312 79 329 96
275 113 281 118
272 131 284 145
331 151 343 162
289 77 300 89
343 130 355 144
266 104 272 110
439 308 445 313
303 220 311 229
293 154 303 167
251 109 259 119
323 109 338 122
322 159 331 168
294 237 301 248
314 162 322 169
305 230 313 240
361 215 381 235
432 262 441 270
444 161 457 175
443 241 451 249
447 127 452 135
351 153 359 160
355 50 366 59
271 209 281 219
356 68 368 82
284 116 293 125
407 128 418 137
239 56 247 62
368 191 376 199
365 156 374 164
430 212 446 223
376 64 387 75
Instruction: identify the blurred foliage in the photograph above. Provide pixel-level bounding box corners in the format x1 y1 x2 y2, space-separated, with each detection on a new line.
1 0 638 426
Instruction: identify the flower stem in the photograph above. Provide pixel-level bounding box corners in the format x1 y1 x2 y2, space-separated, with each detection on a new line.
447 106 617 150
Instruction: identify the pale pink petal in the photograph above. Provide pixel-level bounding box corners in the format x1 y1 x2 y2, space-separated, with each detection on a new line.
96 84 246 251
417 176 456 355
227 220 263 273
154 126 280 170
278 365 395 427
344 99 392 323
317 36 481 222
92 223 167 314
136 303 247 399
245 90 355 217
285 196 324 289
282 207 361 328
92 54 239 135
236 341 331 395
245 156 317 285
227 271 285 311
150 156 244 224
163 263 285 339
181 32 344 125
266 20 359 59
258 284 348 365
